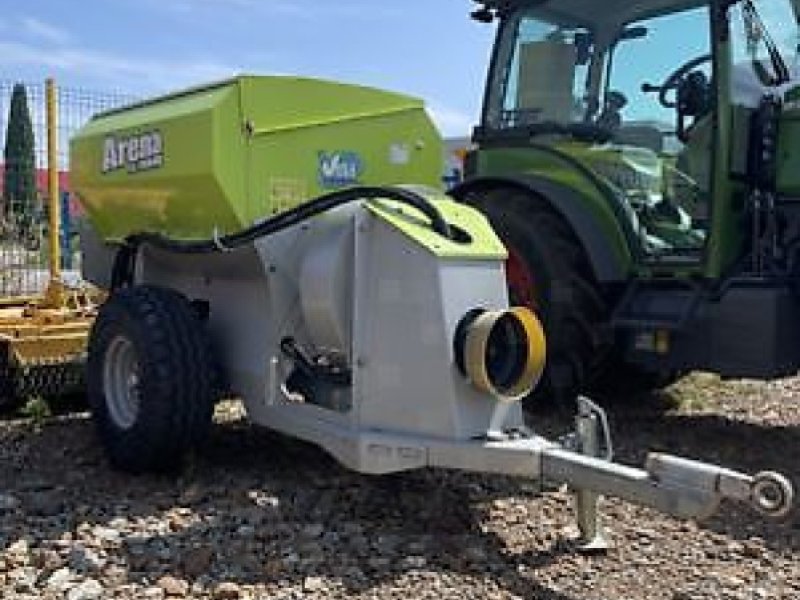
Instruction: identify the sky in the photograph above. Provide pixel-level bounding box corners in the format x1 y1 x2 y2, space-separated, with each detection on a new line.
0 0 496 137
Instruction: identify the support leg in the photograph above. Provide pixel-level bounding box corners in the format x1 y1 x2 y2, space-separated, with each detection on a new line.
574 397 610 553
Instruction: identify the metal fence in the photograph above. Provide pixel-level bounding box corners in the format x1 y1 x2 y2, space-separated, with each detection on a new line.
0 80 135 299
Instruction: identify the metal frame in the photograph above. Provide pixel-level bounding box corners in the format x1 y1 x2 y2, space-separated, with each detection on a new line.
127 200 794 536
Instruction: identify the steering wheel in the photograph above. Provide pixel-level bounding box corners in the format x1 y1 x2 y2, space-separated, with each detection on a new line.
644 54 712 108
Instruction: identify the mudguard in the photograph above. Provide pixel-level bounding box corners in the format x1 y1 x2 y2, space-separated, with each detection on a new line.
450 174 635 283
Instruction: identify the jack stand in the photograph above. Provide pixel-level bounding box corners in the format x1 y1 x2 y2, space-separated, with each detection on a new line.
574 396 611 554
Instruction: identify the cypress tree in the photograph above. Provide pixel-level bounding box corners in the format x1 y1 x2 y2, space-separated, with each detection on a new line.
3 83 37 217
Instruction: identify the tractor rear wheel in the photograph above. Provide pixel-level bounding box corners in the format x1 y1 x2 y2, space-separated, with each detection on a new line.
467 189 606 409
589 358 684 400
87 285 216 473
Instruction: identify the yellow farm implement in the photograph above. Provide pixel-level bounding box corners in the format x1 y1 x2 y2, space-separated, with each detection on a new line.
0 80 96 409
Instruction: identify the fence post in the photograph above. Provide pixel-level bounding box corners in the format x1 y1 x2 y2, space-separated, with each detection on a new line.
45 78 64 305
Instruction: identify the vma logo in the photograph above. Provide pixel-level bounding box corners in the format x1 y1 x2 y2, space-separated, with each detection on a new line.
318 151 363 189
103 131 164 174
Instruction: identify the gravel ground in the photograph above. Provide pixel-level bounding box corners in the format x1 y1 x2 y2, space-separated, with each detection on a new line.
0 373 798 600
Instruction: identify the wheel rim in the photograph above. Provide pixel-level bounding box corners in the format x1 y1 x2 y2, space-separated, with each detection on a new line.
103 336 141 430
506 246 539 311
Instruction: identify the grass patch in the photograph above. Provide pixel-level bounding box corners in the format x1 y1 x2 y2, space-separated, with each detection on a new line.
19 395 52 423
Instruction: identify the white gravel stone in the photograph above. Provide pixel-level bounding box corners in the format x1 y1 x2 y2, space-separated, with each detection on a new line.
66 578 104 600
92 526 122 545
142 587 166 600
46 567 76 592
302 576 326 592
6 539 30 556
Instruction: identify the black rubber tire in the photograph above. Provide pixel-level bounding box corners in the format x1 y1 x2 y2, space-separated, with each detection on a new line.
87 285 216 473
465 188 607 409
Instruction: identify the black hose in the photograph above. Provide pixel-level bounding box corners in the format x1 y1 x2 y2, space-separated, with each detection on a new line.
127 185 452 254
112 186 452 289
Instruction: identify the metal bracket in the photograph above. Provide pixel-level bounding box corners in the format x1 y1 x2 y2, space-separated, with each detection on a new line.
212 226 233 253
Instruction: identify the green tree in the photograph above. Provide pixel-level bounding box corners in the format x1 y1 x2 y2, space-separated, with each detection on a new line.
3 83 36 217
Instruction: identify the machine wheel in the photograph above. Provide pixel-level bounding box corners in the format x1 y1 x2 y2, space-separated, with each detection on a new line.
467 189 606 408
87 285 216 473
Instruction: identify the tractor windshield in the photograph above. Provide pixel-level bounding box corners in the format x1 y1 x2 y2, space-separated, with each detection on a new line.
484 15 597 134
483 4 713 256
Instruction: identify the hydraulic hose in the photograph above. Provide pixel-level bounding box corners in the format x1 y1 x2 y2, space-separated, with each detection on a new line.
112 185 453 288
128 185 451 253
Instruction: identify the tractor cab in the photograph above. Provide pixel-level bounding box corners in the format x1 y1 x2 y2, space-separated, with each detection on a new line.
470 0 800 270
458 0 800 403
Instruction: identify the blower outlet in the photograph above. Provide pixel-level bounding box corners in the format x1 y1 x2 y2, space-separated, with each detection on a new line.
454 307 546 402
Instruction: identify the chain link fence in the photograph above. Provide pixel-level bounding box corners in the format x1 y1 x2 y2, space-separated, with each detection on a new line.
0 81 135 298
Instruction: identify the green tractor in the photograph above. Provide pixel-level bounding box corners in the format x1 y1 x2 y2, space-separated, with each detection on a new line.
453 0 800 404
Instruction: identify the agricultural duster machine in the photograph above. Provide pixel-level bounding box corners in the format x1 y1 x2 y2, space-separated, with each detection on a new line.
0 79 95 409
71 76 793 546
456 0 800 405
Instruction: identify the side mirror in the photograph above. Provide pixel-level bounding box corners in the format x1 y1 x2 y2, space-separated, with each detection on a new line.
471 7 495 23
619 26 648 41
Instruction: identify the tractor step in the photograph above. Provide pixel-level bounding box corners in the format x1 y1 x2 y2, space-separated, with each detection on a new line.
612 280 703 332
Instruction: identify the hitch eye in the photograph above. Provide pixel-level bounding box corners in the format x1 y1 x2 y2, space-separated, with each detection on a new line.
751 471 795 519
454 307 546 402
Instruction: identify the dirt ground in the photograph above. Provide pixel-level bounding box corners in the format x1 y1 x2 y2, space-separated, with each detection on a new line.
0 373 798 599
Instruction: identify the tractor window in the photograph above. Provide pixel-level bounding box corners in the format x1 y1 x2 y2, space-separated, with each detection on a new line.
607 8 711 143
487 12 596 130
482 5 715 258
605 6 712 255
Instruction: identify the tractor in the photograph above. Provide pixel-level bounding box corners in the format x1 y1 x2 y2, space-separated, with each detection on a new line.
454 0 800 405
